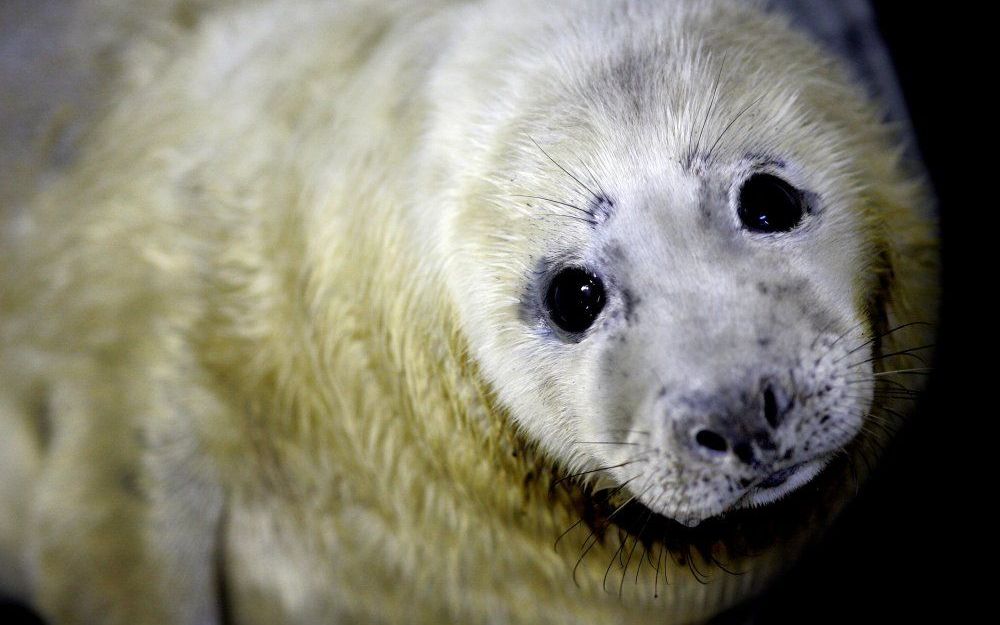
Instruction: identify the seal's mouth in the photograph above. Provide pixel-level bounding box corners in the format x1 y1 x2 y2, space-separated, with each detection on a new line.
739 456 830 509
619 451 837 529
759 464 801 489
569 453 847 572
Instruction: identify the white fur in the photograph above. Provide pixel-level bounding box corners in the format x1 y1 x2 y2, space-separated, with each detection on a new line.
0 1 938 623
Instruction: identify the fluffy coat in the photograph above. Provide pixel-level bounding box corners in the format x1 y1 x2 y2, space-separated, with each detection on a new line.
0 1 937 623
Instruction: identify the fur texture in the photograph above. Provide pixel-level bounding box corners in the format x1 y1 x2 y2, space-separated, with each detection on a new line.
0 1 938 623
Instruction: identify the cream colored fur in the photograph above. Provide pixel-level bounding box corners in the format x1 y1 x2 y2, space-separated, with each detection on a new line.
0 1 938 623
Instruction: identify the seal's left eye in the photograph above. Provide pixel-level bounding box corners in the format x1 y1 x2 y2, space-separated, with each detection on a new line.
738 173 805 233
545 268 606 334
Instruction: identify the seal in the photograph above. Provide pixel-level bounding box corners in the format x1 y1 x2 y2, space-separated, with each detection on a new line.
0 1 939 623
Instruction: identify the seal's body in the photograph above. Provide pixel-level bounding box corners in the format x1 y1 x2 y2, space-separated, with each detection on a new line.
0 1 937 623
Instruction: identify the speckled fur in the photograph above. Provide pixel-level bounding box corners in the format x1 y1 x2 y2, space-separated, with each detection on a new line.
0 1 938 623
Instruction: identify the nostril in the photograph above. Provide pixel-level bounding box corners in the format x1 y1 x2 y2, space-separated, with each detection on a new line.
733 442 755 465
763 385 779 429
695 429 728 453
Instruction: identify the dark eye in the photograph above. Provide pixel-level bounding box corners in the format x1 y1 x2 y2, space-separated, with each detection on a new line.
737 173 805 233
545 268 607 334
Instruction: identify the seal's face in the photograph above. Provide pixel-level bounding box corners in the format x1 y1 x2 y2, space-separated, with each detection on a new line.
524 157 877 526
443 23 886 527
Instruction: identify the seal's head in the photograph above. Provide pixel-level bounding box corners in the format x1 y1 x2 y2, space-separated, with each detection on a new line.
436 1 931 530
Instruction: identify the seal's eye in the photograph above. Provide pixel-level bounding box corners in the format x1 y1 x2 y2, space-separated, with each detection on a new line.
738 173 805 233
545 268 606 333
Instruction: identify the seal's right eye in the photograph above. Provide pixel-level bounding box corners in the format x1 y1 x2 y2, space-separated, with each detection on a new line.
545 268 606 334
738 173 804 233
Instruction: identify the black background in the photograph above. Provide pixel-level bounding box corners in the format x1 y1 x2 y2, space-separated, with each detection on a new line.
740 3 971 624
0 2 968 624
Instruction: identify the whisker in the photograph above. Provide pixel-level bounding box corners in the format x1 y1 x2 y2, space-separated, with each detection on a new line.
829 318 870 349
572 473 642 587
578 159 611 202
842 391 922 403
574 440 641 446
874 389 923 399
604 480 656 525
603 481 656 591
539 212 598 226
601 475 643 500
572 532 605 586
602 429 650 436
603 528 631 592
511 194 592 216
842 373 922 389
836 321 933 360
847 376 921 389
870 404 909 422
690 52 728 165
552 458 646 488
685 543 711 585
846 343 935 368
527 136 602 202
563 474 642 568
654 541 666 598
869 393 922 402
863 413 901 431
707 551 743 577
872 368 934 377
622 530 645 595
553 517 586 553
706 94 764 163
620 507 655 597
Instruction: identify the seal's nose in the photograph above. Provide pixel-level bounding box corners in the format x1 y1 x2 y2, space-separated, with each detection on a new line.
679 383 784 466
692 425 776 465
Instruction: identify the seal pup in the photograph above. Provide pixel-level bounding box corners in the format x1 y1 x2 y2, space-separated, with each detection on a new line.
0 0 938 623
